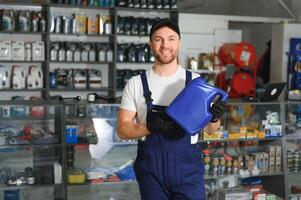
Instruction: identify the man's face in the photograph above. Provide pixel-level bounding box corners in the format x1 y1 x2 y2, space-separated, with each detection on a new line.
150 27 180 65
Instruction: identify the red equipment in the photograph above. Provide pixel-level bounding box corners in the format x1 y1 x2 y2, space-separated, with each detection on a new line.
218 42 257 68
217 42 257 98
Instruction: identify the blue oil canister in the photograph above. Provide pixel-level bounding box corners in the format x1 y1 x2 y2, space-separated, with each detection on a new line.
166 77 228 136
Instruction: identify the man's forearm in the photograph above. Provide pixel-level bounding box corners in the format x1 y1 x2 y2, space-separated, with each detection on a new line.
118 121 150 139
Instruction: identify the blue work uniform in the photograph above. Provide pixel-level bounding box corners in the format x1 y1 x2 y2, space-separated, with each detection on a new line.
134 70 206 200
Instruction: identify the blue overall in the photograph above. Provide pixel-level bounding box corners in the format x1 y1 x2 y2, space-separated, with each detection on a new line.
134 70 206 200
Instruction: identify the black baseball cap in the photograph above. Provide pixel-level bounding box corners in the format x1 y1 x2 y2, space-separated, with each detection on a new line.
149 18 180 40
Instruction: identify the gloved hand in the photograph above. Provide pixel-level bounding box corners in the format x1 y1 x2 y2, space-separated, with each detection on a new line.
209 98 226 122
147 115 179 134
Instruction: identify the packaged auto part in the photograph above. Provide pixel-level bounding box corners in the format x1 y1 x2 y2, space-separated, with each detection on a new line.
58 43 66 61
118 0 127 6
138 44 148 62
74 69 87 89
2 10 15 32
170 0 177 9
24 42 32 61
81 43 90 62
63 16 71 34
49 71 57 88
66 43 75 61
97 45 106 62
155 0 163 9
27 65 43 89
98 15 104 34
117 16 125 34
133 0 140 8
0 65 10 89
87 15 98 35
89 45 96 62
55 16 62 33
0 41 11 60
162 0 170 9
124 17 131 35
66 69 74 88
104 15 112 35
140 0 147 8
32 41 45 61
88 69 102 88
38 12 46 32
12 41 24 61
117 44 125 62
75 14 87 34
56 68 68 88
50 15 55 32
166 78 228 135
147 0 155 8
50 42 59 61
74 45 81 62
106 45 113 62
12 65 26 89
138 18 146 35
127 44 136 62
31 12 39 32
131 18 139 35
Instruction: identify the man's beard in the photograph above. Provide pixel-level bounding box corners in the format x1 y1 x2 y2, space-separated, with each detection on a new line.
154 49 178 64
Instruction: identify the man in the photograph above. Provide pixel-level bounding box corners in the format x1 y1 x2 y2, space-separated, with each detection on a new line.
117 18 225 200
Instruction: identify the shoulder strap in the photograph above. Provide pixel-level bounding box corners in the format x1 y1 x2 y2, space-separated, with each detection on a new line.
185 70 192 86
140 72 153 110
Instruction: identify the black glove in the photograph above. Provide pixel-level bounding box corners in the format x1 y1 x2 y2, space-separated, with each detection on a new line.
209 99 226 122
147 114 178 134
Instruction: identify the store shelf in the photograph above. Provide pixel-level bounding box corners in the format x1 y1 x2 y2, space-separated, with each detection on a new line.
0 88 45 92
0 143 61 148
0 115 54 121
115 6 177 13
204 172 284 180
48 88 112 92
49 3 111 10
0 60 46 63
67 180 137 187
0 31 47 35
0 184 62 190
48 61 112 65
49 33 114 38
200 137 283 143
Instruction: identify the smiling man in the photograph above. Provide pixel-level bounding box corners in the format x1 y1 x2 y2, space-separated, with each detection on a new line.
117 18 225 200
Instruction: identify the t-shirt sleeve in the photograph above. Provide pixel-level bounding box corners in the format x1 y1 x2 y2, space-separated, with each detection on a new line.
120 77 137 112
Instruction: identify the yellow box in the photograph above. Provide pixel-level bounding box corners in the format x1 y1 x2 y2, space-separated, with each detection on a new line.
258 131 266 139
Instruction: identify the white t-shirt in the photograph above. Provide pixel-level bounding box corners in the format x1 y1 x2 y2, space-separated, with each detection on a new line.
120 66 200 144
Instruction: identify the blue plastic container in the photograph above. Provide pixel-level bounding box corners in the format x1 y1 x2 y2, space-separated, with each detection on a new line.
166 77 228 136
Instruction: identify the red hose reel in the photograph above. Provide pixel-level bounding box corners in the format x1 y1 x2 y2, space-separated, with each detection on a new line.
217 42 257 98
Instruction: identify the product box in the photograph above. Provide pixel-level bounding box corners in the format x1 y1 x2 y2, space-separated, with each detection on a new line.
32 41 45 61
11 41 24 61
0 41 11 60
268 146 276 173
87 15 99 35
275 146 282 172
219 188 252 200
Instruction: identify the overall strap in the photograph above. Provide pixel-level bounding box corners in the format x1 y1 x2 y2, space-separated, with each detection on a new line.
185 70 192 86
140 71 153 110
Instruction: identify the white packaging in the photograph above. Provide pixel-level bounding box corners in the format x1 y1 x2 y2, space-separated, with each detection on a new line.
12 41 25 61
0 65 10 89
27 65 43 89
12 65 26 89
32 41 45 61
0 41 11 60
53 162 62 184
24 42 32 61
